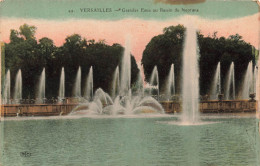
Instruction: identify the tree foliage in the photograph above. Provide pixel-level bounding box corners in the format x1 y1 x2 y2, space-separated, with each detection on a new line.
5 24 139 99
142 25 255 95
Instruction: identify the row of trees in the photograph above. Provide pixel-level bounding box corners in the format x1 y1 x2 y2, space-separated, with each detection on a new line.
4 24 139 99
4 24 257 99
142 25 257 95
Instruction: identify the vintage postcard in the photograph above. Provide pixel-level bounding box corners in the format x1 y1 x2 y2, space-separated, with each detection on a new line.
0 0 260 165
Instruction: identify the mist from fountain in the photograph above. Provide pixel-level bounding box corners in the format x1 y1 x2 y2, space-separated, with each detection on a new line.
181 24 200 124
3 70 11 104
37 68 46 104
166 64 175 100
74 66 82 97
241 61 253 99
210 62 221 100
225 62 235 100
84 66 93 101
58 67 65 101
111 66 120 99
14 69 22 104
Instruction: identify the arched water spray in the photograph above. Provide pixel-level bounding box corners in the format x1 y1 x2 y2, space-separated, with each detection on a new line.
120 37 131 96
149 66 159 99
210 62 221 100
241 61 253 99
84 66 93 100
166 64 175 99
225 62 235 100
37 68 46 103
74 66 81 97
71 37 164 116
3 70 11 104
111 66 120 99
14 69 22 104
58 67 65 100
181 24 200 124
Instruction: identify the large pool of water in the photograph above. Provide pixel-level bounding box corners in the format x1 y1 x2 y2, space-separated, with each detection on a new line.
0 114 259 166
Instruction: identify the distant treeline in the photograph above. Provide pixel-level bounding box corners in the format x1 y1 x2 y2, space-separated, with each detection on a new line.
4 24 139 99
142 25 257 95
3 24 257 99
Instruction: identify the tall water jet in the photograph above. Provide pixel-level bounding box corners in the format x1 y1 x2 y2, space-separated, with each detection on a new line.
58 67 65 101
254 65 258 94
210 62 221 100
256 58 260 118
225 62 235 100
134 62 144 96
181 24 200 124
241 61 253 99
136 71 144 96
37 68 46 103
111 66 120 99
84 66 93 100
120 37 131 96
14 69 22 104
149 66 159 99
166 64 175 100
74 66 82 97
3 70 11 104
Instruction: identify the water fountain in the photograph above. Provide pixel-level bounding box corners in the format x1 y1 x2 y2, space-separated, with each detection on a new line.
70 37 164 115
257 57 260 118
254 65 258 94
149 66 159 99
84 66 93 100
166 64 175 100
181 24 200 124
241 61 253 99
37 68 46 104
14 69 22 104
135 71 144 96
58 67 65 102
74 66 82 98
210 62 221 100
225 62 235 100
120 38 131 97
111 66 120 99
3 70 11 104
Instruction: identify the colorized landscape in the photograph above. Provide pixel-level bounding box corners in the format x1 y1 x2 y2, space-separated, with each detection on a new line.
0 0 260 165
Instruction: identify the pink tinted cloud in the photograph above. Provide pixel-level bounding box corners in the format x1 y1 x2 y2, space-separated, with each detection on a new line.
0 14 258 62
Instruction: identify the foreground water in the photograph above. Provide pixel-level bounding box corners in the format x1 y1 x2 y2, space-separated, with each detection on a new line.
0 114 259 166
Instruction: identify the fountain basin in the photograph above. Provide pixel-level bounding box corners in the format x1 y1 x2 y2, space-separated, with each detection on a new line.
1 100 256 117
1 115 258 166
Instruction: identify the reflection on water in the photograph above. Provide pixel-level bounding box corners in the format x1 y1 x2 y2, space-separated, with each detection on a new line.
0 116 259 166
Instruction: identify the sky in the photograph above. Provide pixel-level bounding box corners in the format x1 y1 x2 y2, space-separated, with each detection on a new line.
1 13 258 62
0 0 259 62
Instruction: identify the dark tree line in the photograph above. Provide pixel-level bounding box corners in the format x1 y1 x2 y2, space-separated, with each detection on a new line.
4 24 139 99
142 25 256 95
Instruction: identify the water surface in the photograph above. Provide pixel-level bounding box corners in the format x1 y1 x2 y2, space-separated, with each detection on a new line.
1 115 259 166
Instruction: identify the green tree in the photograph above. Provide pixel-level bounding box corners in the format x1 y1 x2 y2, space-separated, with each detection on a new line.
19 24 36 40
142 25 185 94
142 25 255 95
